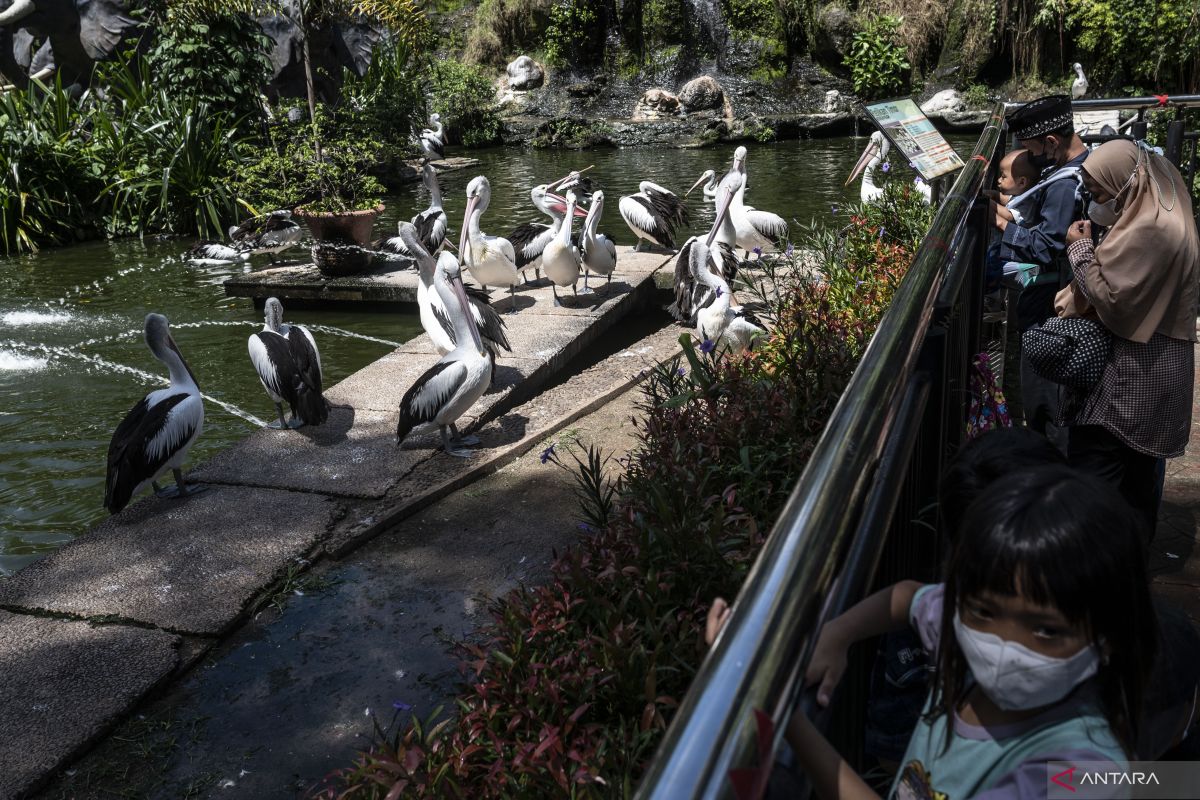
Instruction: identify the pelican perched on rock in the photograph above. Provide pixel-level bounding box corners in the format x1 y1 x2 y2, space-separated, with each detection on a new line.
420 113 446 161
670 173 740 325
460 176 521 311
230 210 304 263
397 223 510 368
380 164 448 259
542 190 583 306
247 297 329 430
105 314 205 514
580 190 617 293
1071 63 1089 100
686 169 720 200
507 176 586 283
619 181 689 251
396 252 491 458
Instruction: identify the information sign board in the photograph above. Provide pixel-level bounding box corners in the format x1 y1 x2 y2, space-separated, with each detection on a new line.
862 98 965 181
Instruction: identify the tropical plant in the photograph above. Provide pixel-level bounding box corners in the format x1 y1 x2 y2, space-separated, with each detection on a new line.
430 61 502 147
845 14 911 99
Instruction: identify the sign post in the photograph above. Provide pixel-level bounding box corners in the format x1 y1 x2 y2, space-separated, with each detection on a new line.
861 97 965 181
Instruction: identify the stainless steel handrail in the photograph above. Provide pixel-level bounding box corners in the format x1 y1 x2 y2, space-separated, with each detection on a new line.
634 102 1007 800
1005 94 1200 111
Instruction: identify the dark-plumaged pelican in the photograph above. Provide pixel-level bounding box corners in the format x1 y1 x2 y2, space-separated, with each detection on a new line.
247 297 329 430
619 181 689 251
397 253 492 458
105 313 205 514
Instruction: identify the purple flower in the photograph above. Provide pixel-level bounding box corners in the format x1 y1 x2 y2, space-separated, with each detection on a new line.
577 522 595 533
393 701 413 711
831 205 839 214
785 243 794 256
699 338 716 354
881 162 891 173
908 162 917 171
855 279 864 288
540 444 556 464
878 226 886 239
752 247 762 256
676 367 686 376
714 285 724 299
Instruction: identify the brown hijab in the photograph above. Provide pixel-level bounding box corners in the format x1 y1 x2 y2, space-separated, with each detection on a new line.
1080 139 1199 343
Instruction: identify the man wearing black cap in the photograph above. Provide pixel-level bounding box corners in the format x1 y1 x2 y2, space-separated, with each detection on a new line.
994 94 1090 447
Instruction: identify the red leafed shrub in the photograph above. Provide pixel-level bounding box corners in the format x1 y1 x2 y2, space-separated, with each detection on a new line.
312 182 934 799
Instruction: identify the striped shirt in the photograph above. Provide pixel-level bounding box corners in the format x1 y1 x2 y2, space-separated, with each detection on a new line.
1058 238 1194 458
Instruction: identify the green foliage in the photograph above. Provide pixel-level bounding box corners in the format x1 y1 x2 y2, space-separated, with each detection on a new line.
961 82 992 109
544 0 602 66
531 117 613 148
644 0 688 47
464 0 555 66
1061 0 1200 92
430 61 502 147
141 12 273 119
316 183 937 798
341 40 425 144
845 15 911 99
722 0 778 33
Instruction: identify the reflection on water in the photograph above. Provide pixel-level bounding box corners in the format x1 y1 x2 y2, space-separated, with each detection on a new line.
0 136 973 575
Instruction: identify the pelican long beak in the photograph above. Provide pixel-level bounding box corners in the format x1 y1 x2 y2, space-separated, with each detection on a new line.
547 192 588 217
846 141 880 186
706 186 734 247
166 334 200 387
451 271 486 356
458 195 478 267
686 173 709 197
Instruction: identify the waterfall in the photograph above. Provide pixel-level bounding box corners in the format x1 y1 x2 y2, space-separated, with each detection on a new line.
683 0 730 64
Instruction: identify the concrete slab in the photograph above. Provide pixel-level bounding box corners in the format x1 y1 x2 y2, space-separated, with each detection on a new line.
224 263 421 306
0 486 339 635
0 611 180 799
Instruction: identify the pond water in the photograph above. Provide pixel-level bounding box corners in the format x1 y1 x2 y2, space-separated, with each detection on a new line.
0 135 975 576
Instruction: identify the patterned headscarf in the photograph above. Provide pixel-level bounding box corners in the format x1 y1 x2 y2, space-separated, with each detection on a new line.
1081 139 1199 343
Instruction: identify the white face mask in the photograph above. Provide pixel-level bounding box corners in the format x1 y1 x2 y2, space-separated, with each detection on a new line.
952 612 1100 710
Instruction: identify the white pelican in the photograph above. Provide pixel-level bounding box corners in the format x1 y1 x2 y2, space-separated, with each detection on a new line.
694 238 766 356
230 210 304 263
105 313 205 514
686 169 720 201
670 173 740 325
420 113 446 161
396 223 511 367
580 190 617 293
396 254 491 458
619 181 689 251
380 164 448 258
728 147 787 256
542 190 583 306
460 176 521 311
247 297 329 430
185 240 249 265
1071 63 1089 100
507 177 586 282
846 131 889 203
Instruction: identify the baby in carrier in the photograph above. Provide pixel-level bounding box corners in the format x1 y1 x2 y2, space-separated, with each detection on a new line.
984 148 1043 289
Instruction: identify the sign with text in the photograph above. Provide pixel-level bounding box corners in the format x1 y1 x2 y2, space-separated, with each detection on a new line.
862 98 965 181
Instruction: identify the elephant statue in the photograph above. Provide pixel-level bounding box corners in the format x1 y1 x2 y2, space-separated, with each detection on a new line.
258 0 382 103
0 0 139 89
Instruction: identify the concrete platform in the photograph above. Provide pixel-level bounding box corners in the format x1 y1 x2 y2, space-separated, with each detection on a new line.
223 261 421 307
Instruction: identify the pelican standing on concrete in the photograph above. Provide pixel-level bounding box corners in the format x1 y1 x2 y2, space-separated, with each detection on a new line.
580 190 617 293
670 172 741 325
396 253 492 458
420 113 446 161
619 181 689 251
507 180 586 283
397 223 511 366
380 164 448 258
542 190 583 306
247 297 329 430
460 176 521 311
1071 63 1089 100
105 314 205 514
230 210 304 263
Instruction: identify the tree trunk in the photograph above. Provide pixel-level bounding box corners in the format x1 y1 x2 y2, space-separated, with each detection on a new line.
297 0 323 168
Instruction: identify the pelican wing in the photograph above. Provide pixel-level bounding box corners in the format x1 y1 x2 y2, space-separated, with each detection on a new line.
643 185 690 230
248 331 295 403
430 299 455 346
421 133 445 161
413 208 447 253
397 360 466 441
466 289 511 354
287 325 329 426
506 222 552 267
186 241 245 262
746 209 788 243
621 196 662 235
667 237 699 323
104 392 197 513
378 235 411 256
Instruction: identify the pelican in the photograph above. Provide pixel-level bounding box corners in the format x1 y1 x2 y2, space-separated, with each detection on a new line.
185 240 249 265
396 252 491 458
670 173 740 325
247 297 329 430
619 181 689 251
460 176 521 312
1071 63 1089 100
542 190 583 306
694 240 766 356
379 164 448 259
846 131 889 203
396 223 511 367
104 314 205 514
686 169 720 201
230 210 304 263
420 113 446 161
580 190 617 293
507 176 586 282
727 147 787 256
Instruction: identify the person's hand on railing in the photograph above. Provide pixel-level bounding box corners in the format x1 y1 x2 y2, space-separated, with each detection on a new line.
705 597 731 646
803 621 850 708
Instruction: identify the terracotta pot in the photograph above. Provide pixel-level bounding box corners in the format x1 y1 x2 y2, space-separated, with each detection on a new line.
295 203 385 277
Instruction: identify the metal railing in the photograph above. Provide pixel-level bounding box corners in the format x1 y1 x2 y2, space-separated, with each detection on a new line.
634 104 1006 799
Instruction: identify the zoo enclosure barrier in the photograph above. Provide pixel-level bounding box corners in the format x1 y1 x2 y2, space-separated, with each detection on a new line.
634 104 1008 799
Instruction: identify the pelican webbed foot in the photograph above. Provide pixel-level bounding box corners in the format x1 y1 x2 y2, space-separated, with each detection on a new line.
287 416 305 429
158 469 208 499
441 426 476 458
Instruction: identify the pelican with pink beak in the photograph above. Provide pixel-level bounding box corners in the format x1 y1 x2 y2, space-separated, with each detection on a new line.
459 176 521 312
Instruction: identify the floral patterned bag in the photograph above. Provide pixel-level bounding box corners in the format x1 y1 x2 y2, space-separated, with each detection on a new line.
965 352 1011 439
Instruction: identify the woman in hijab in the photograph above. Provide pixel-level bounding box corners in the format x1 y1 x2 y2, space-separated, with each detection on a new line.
1056 138 1200 540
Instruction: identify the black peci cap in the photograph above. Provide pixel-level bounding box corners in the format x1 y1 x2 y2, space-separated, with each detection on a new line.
1008 94 1073 140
